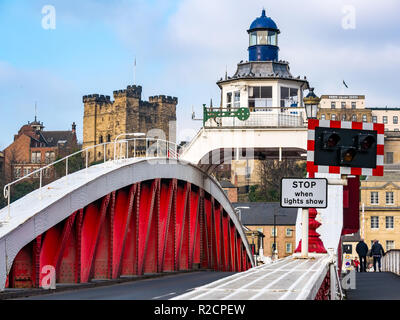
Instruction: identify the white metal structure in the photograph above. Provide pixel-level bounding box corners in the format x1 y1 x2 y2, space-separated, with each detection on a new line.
382 250 400 275
179 127 308 165
173 253 337 300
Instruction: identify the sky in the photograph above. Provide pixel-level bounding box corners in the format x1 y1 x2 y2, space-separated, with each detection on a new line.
0 0 399 149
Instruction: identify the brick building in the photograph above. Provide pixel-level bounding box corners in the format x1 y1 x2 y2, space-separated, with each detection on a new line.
220 179 238 202
3 118 78 183
235 202 297 259
318 95 372 122
82 84 177 163
359 173 400 251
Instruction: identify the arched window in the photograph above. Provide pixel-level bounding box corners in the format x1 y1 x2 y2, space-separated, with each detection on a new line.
99 136 103 144
107 134 111 142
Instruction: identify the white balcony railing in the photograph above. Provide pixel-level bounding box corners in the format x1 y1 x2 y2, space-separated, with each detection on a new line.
204 108 306 128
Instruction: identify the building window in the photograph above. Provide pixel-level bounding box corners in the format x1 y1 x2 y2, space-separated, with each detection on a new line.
249 86 273 110
362 114 367 122
280 87 299 108
394 116 398 124
386 192 394 205
372 116 377 123
45 151 56 164
23 167 30 176
271 228 277 237
386 240 395 250
370 192 379 204
352 115 357 122
351 102 356 109
33 169 40 178
386 216 394 229
321 114 326 120
383 116 388 124
286 243 292 253
342 114 346 121
226 92 232 110
14 167 21 178
343 244 352 254
341 102 346 109
286 228 293 237
107 134 111 142
44 168 51 177
331 102 336 109
331 114 337 121
386 152 394 164
371 216 379 229
99 136 103 144
234 91 240 108
31 151 41 164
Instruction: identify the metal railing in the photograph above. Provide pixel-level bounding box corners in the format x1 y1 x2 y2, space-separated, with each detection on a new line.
382 249 400 275
2 135 178 222
204 108 306 128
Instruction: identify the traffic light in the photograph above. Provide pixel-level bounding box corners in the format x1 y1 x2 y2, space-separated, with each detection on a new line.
322 131 341 149
314 127 377 168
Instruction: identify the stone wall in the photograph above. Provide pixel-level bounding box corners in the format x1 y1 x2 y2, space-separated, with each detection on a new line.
83 85 177 163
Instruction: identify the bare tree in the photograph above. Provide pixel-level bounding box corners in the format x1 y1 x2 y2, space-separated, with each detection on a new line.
257 159 306 201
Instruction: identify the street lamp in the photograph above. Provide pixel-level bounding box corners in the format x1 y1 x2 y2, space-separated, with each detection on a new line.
272 212 287 260
304 88 320 120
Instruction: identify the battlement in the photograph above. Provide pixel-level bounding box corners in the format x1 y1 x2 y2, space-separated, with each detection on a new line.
149 95 178 104
83 94 111 104
113 85 142 99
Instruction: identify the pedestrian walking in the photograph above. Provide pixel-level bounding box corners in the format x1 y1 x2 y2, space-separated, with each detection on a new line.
370 239 385 272
353 257 360 272
356 238 368 272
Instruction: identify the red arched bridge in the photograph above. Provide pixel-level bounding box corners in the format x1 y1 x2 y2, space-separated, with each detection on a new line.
0 138 254 290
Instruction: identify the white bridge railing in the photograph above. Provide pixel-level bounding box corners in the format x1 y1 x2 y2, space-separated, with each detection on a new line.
2 136 178 222
382 250 400 275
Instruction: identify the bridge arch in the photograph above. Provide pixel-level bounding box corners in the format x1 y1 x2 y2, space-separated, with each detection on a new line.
0 159 254 289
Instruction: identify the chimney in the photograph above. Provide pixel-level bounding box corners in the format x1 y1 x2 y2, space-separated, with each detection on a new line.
72 122 76 134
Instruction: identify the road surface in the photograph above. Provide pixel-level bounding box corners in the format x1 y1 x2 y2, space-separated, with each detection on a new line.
19 271 235 300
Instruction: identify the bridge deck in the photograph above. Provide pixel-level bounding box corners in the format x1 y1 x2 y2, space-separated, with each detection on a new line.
346 272 400 300
173 254 332 300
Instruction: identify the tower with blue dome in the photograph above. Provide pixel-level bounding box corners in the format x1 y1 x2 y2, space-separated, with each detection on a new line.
248 9 280 62
209 9 311 129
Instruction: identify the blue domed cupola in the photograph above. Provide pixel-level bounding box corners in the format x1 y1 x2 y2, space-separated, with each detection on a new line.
248 9 280 62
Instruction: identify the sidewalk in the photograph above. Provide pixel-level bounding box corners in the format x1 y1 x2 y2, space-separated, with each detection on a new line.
346 272 400 300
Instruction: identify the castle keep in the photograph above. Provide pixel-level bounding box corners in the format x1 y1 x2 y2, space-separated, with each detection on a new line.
83 85 177 162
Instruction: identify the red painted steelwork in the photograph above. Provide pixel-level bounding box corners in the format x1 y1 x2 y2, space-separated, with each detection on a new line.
7 179 251 288
314 271 330 300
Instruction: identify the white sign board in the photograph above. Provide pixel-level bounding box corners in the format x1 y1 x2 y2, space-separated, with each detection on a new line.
280 178 328 208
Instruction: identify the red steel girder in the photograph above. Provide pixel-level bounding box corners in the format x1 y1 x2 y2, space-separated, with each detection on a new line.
7 178 252 289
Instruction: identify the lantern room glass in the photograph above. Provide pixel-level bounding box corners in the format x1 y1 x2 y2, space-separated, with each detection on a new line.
249 31 278 46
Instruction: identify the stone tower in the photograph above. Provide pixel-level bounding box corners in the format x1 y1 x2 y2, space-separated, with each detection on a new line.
83 85 177 163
